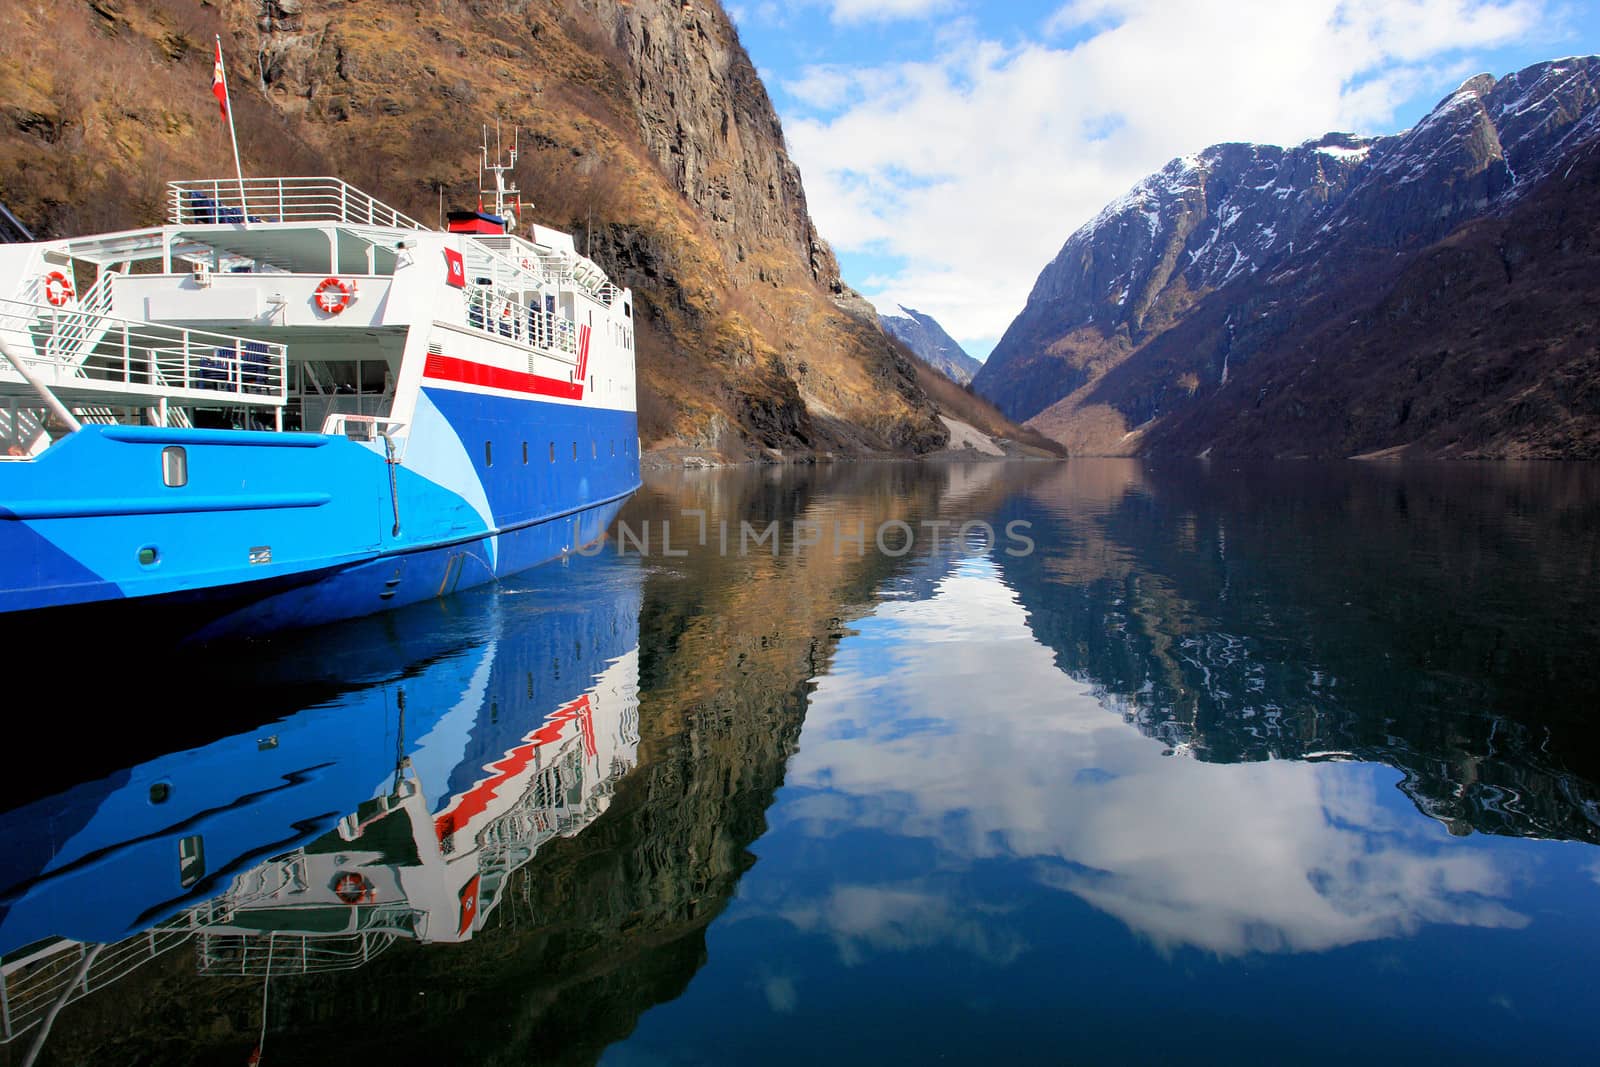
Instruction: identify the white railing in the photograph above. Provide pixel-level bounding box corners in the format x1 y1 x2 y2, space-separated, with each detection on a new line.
464 284 579 359
473 235 622 307
320 413 406 441
195 907 422 976
0 924 196 1044
167 177 428 231
0 298 288 406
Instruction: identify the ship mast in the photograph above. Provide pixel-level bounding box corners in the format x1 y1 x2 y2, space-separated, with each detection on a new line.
479 121 523 232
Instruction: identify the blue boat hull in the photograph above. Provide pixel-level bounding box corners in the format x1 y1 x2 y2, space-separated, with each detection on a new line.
0 388 639 641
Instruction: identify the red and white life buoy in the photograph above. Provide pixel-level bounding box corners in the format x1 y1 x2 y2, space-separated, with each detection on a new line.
333 871 372 905
313 276 351 315
42 271 73 307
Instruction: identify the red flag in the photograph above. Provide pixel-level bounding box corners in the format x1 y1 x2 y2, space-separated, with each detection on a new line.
443 247 465 288
458 874 481 936
211 40 228 120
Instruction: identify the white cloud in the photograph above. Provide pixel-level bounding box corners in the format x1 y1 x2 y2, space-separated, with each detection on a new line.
780 0 1551 350
782 66 862 110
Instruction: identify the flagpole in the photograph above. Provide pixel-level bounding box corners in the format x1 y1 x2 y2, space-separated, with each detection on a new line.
216 34 249 228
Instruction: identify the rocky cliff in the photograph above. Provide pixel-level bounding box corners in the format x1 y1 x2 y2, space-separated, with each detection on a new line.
974 58 1600 458
0 0 1002 457
879 305 982 385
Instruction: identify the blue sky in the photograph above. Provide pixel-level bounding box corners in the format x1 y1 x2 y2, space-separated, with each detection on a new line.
726 0 1600 358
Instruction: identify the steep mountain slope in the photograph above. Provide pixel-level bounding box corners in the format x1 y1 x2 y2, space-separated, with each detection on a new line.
973 133 1374 423
879 304 982 384
1136 135 1600 458
976 58 1600 457
0 0 973 458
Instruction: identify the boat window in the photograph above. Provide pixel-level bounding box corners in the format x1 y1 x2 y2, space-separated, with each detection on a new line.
611 440 615 456
178 834 206 888
572 441 578 460
485 441 493 467
591 440 597 459
161 445 187 487
549 442 555 463
522 441 528 465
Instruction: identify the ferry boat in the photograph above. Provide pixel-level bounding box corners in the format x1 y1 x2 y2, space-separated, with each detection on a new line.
0 138 640 641
0 557 641 1045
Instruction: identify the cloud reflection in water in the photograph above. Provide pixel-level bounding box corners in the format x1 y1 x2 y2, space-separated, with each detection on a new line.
775 556 1526 959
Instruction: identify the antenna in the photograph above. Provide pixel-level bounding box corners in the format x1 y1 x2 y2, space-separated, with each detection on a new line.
478 120 523 229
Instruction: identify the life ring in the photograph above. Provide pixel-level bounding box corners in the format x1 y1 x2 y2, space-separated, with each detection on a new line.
314 276 351 315
42 271 73 307
333 871 372 905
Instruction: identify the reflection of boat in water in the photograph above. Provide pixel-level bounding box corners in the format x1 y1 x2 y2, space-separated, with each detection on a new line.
197 648 637 976
0 557 640 1046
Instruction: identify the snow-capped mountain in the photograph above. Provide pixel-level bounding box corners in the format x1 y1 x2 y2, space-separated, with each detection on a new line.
971 134 1376 423
973 57 1600 458
879 305 983 385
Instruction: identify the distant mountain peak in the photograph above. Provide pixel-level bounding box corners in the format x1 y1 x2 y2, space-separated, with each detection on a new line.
879 306 982 386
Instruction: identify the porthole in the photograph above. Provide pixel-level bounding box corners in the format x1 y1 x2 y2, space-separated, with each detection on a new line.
138 545 159 566
522 441 529 464
485 441 493 467
549 442 555 463
572 441 578 460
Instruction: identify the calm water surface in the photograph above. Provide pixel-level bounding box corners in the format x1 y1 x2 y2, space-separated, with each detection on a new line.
3 460 1599 1064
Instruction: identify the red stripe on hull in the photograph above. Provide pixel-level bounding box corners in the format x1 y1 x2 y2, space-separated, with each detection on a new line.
424 353 583 401
433 694 593 843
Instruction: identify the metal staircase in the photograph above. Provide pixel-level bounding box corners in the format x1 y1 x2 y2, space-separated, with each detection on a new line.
0 404 47 456
36 269 117 371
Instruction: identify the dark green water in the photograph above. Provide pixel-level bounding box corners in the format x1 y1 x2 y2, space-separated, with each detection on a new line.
4 460 1599 1064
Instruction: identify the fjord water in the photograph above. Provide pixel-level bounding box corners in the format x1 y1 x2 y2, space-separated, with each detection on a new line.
3 460 1599 1064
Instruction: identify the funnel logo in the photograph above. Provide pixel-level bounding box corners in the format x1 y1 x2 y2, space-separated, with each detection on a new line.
443 247 466 288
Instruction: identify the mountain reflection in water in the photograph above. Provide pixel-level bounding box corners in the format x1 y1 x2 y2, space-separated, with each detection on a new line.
3 460 1598 1065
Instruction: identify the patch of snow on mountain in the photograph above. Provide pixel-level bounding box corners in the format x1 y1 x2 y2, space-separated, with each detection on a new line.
1317 144 1371 161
